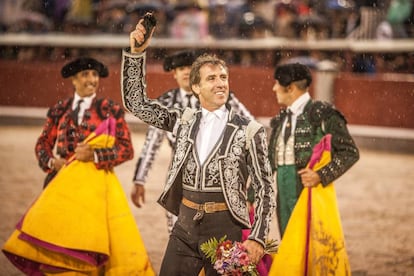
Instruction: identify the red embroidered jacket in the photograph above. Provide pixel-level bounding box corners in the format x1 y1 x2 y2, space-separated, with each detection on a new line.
35 97 134 177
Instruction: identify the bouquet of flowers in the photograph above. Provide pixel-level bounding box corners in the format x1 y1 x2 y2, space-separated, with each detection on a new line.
200 236 278 276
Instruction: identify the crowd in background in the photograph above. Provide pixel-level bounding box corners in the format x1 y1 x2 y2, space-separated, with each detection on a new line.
0 0 413 73
1 0 413 40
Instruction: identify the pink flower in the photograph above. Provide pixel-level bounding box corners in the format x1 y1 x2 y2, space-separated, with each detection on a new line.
201 238 259 275
201 237 259 276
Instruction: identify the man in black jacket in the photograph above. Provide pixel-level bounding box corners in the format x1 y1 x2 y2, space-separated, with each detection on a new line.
122 20 274 275
130 50 254 234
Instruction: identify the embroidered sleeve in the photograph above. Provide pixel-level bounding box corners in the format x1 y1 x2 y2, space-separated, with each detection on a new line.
121 50 180 132
35 109 58 172
246 126 276 246
132 126 165 184
227 92 254 120
34 100 70 172
268 113 285 172
317 112 360 185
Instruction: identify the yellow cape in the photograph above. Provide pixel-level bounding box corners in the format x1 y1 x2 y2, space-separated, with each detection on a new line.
3 119 155 275
269 134 351 276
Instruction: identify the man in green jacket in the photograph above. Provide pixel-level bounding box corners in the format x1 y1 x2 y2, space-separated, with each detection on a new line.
268 63 360 237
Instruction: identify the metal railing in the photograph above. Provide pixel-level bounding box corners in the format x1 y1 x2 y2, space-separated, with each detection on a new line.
1 33 414 52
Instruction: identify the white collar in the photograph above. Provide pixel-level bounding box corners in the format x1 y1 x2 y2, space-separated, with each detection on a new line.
201 105 227 120
179 88 193 99
73 93 96 107
288 92 310 115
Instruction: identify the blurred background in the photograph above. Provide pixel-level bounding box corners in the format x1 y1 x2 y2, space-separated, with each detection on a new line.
1 0 413 152
0 1 414 275
1 0 413 70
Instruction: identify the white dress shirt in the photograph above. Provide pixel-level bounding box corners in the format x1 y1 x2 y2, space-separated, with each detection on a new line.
197 105 228 165
179 89 196 108
72 93 98 163
283 92 311 137
72 93 96 124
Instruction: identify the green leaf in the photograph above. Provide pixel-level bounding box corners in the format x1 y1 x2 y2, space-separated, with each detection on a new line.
200 235 227 263
264 238 279 254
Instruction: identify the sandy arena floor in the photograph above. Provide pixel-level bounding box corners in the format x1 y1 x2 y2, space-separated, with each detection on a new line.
0 125 413 276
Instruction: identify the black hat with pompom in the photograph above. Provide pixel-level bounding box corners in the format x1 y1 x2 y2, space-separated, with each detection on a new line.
61 57 108 78
274 63 312 87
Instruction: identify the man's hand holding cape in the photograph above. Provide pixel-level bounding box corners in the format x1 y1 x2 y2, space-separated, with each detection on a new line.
269 134 351 276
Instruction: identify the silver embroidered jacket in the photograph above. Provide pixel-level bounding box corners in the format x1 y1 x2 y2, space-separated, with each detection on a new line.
132 88 254 185
121 50 275 246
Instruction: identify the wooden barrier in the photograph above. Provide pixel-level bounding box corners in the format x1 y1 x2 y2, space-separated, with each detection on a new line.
0 60 413 129
334 73 414 128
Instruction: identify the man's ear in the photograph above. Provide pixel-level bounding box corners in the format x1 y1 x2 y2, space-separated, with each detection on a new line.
192 84 200 95
282 84 291 94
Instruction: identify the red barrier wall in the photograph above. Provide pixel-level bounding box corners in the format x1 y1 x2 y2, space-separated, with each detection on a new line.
334 73 414 128
0 60 279 116
1 60 413 128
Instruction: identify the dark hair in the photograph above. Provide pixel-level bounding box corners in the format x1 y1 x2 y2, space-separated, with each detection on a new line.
292 79 309 90
189 53 228 89
274 63 312 87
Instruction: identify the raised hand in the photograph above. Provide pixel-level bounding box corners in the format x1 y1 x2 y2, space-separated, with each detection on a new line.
130 14 156 54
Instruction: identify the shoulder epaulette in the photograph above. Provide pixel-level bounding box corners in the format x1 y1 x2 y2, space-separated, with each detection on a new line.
47 98 72 124
270 108 288 129
181 107 196 124
96 98 124 119
246 120 262 150
309 101 346 126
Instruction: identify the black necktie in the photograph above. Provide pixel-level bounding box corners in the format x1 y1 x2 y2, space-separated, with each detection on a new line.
185 94 193 108
71 99 83 125
284 109 292 144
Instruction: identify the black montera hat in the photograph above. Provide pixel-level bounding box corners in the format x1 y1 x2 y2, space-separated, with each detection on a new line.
163 50 200 72
61 57 109 78
274 63 312 87
126 3 162 15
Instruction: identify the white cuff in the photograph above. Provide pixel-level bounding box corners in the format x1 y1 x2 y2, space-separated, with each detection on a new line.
48 158 55 169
